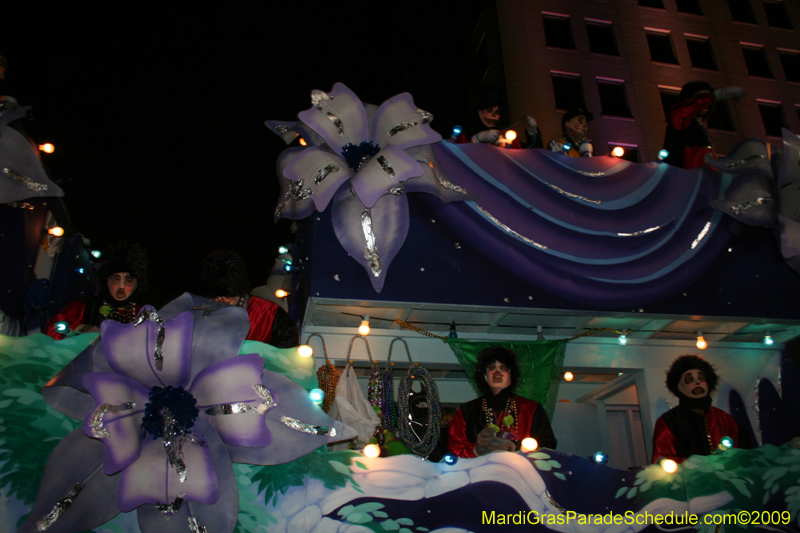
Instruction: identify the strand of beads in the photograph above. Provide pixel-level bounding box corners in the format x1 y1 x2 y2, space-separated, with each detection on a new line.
382 363 397 432
316 362 339 413
397 364 442 458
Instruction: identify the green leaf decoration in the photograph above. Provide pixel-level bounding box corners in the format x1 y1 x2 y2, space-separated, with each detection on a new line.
626 487 638 499
554 472 566 481
355 461 369 470
346 512 373 524
382 519 400 531
615 486 628 498
397 517 414 525
329 460 353 475
528 452 551 460
338 505 355 517
534 460 552 471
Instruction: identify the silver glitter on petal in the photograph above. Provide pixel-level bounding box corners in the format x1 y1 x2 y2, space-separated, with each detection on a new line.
576 171 606 177
133 307 167 326
725 154 766 168
160 408 188 483
290 179 312 201
315 164 341 185
361 209 382 277
275 125 290 133
154 326 166 371
254 384 277 409
476 205 548 250
311 90 333 110
730 197 772 215
389 120 418 136
280 416 336 437
326 112 344 135
388 181 405 195
617 226 661 237
274 191 291 219
415 108 433 124
205 402 256 415
156 494 185 515
36 483 84 531
543 489 568 514
188 516 207 533
4 168 48 192
376 155 395 177
89 402 137 438
691 221 712 249
547 183 603 204
422 159 468 195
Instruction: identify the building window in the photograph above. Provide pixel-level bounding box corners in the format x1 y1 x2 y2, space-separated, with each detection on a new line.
646 30 679 64
586 20 619 56
597 78 633 117
779 50 800 82
758 101 786 137
728 0 757 23
707 101 735 131
676 0 704 15
639 0 665 8
551 72 585 110
609 143 640 163
741 44 774 78
659 87 682 120
763 1 793 28
686 36 718 70
543 13 576 50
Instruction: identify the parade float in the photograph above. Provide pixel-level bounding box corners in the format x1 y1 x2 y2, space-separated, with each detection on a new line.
2 84 800 532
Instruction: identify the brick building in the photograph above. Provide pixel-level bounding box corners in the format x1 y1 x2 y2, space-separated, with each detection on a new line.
473 0 800 161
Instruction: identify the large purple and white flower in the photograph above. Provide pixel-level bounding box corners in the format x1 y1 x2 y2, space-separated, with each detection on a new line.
266 83 471 291
22 296 353 533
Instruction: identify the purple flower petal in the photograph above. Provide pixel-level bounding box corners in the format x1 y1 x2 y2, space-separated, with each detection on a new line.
331 187 409 292
82 372 150 474
274 147 317 221
102 309 193 389
371 92 442 151
350 144 424 208
298 83 369 154
191 353 272 447
283 146 354 212
118 433 219 512
404 144 475 202
18 429 121 533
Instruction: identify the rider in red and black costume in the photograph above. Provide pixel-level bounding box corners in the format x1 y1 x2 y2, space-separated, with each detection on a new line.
447 346 556 458
652 354 750 464
46 244 148 339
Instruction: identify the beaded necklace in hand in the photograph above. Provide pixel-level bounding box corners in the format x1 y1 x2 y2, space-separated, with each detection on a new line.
481 396 518 438
316 362 339 413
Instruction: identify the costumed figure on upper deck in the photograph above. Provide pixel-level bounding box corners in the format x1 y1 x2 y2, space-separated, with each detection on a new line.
652 354 750 464
547 107 595 157
46 243 148 339
662 81 747 170
447 346 557 458
197 249 299 348
454 86 541 149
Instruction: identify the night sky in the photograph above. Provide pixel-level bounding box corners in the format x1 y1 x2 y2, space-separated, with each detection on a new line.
3 3 471 300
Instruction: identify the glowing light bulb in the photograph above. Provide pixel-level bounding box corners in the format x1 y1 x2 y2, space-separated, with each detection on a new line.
719 436 734 450
309 388 324 404
48 226 64 237
563 143 572 151
696 332 707 350
39 143 54 153
612 146 625 157
55 321 69 333
504 129 517 141
77 267 85 274
91 250 102 259
275 289 289 299
521 438 539 452
452 125 462 136
658 149 669 160
442 452 458 465
363 444 381 458
278 245 289 255
763 335 774 346
661 459 678 473
358 316 370 336
298 137 307 146
298 345 313 358
563 371 574 382
618 334 628 346
593 451 609 464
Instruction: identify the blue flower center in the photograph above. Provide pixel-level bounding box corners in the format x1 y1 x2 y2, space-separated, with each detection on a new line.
341 141 380 172
142 385 198 439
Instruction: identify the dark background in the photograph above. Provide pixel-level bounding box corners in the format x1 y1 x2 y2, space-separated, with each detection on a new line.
2 2 476 300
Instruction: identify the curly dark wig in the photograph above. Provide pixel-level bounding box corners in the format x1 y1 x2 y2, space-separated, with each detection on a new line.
98 243 148 291
665 354 719 396
679 81 714 101
473 346 521 396
197 250 251 299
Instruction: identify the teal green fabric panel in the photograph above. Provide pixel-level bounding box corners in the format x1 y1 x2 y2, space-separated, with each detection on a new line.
447 339 566 420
